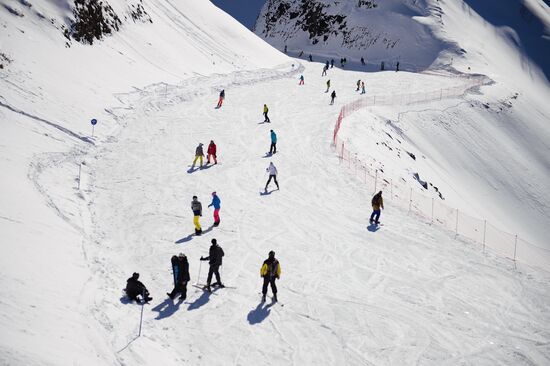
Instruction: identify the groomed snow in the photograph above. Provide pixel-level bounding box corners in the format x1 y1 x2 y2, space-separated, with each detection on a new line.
1 1 549 365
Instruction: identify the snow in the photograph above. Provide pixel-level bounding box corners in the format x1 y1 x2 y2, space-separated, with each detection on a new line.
1 0 550 365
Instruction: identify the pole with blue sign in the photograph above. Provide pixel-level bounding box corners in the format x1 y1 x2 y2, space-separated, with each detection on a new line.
91 118 97 137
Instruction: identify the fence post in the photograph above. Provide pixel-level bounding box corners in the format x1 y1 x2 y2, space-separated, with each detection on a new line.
455 208 459 236
374 169 378 193
482 220 487 253
431 198 434 223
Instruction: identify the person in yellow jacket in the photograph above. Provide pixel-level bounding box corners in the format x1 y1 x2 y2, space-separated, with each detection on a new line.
370 191 384 225
263 104 270 123
260 250 280 302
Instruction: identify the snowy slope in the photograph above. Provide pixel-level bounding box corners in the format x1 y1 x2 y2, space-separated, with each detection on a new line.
1 0 550 365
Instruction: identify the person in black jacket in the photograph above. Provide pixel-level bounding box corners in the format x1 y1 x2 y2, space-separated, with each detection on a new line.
260 251 281 302
125 272 152 303
200 238 225 292
167 253 190 300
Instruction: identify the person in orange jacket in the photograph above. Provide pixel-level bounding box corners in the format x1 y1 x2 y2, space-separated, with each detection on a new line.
260 250 281 302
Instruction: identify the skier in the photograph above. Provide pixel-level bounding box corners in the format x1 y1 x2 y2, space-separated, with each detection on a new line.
340 58 344 67
207 140 217 165
356 79 361 91
308 54 313 62
361 81 366 94
370 191 384 224
325 60 329 69
167 253 190 300
381 61 385 71
125 272 152 303
263 104 270 123
264 162 279 191
299 75 304 85
330 90 336 105
361 57 365 66
396 61 400 72
260 250 281 302
330 59 334 68
191 195 202 235
325 79 331 93
191 143 204 169
208 191 221 226
216 89 225 108
284 45 287 53
200 238 225 291
269 129 277 155
321 65 327 77
343 57 347 66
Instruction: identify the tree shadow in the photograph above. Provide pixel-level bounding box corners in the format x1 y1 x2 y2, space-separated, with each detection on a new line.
151 298 184 320
247 302 274 325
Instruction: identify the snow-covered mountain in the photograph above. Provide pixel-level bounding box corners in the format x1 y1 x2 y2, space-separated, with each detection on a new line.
1 0 549 365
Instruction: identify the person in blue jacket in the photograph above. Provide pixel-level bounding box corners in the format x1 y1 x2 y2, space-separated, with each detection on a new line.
208 191 221 226
269 130 277 155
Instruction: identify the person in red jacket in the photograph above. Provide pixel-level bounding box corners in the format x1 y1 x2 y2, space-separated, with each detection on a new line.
207 140 217 165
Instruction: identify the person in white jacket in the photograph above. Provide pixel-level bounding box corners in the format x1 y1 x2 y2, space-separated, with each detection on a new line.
264 162 279 191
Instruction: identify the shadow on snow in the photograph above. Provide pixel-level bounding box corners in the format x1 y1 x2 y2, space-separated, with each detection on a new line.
247 302 274 324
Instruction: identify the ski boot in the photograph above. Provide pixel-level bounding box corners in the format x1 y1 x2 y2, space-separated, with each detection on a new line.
273 294 278 302
261 294 266 302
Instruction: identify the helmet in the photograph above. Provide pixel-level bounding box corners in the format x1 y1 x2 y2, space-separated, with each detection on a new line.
178 252 185 258
268 250 275 258
132 272 139 279
211 238 217 245
212 191 216 196
192 195 197 199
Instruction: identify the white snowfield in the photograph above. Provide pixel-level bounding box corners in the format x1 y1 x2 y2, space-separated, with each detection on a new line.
1 0 549 365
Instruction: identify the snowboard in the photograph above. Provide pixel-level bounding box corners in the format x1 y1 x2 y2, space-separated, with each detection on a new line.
171 255 179 287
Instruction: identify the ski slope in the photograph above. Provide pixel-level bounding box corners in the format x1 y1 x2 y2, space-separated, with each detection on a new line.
1 1 550 365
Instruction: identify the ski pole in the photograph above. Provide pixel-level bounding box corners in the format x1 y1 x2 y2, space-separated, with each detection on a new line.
197 259 202 285
138 288 145 337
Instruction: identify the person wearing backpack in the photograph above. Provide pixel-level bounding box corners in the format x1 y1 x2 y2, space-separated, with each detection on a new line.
167 253 190 300
370 191 384 224
260 250 281 302
200 239 225 292
191 195 202 235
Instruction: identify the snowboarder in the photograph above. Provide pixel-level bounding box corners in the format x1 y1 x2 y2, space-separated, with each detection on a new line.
325 79 331 93
321 65 327 76
370 191 384 224
216 89 225 108
260 250 281 302
192 143 204 168
125 272 152 303
361 81 366 94
263 104 270 123
396 61 400 72
361 57 365 66
207 140 217 165
167 253 190 300
356 79 361 91
208 191 221 226
269 130 277 155
264 162 279 191
330 90 336 105
191 195 202 235
330 59 334 68
200 239 225 291
308 54 313 62
299 75 304 85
